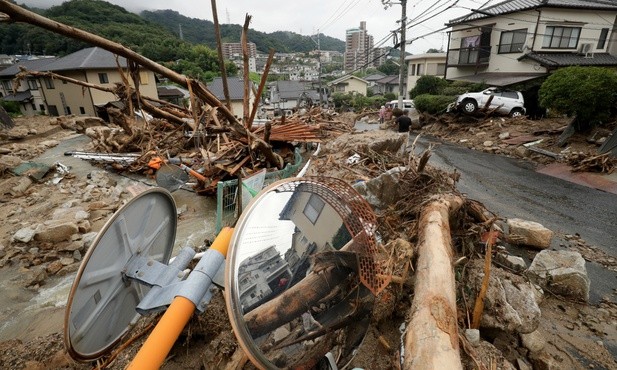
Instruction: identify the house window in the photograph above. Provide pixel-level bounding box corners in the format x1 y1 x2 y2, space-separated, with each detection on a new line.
542 26 580 49
79 107 85 114
31 103 36 110
98 73 109 84
39 104 45 112
2 80 11 91
27 79 38 90
499 29 527 53
417 64 424 75
303 193 325 224
409 64 416 76
436 63 446 75
598 28 609 49
44 78 55 89
65 106 72 115
459 35 480 64
139 71 149 85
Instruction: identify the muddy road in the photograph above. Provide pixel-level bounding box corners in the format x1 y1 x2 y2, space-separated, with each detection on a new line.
412 134 617 304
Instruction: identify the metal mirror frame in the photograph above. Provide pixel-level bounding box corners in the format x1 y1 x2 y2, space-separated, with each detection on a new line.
225 176 389 369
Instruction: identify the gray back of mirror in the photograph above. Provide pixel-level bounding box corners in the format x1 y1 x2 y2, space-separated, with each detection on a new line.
226 177 387 369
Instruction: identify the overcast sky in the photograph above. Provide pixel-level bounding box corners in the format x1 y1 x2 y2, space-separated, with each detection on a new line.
20 0 497 54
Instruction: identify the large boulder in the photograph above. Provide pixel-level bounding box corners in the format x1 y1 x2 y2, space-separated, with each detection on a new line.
506 218 553 249
468 260 541 334
526 250 590 302
353 166 406 210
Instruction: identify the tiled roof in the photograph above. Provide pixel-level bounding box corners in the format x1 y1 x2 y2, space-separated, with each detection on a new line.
375 75 399 84
2 90 33 102
364 73 386 81
157 86 185 98
519 52 617 67
208 77 253 101
275 81 315 100
448 0 617 25
45 47 128 71
0 58 57 77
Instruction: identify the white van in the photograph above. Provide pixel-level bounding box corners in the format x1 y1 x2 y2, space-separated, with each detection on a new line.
386 99 415 110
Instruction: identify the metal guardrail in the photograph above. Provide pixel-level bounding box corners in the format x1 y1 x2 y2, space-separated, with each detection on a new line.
215 148 303 233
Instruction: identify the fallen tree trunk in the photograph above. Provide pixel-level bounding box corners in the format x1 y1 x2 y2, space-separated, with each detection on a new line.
403 194 464 370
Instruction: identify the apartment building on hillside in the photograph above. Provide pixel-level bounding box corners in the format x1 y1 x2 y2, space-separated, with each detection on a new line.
344 21 374 72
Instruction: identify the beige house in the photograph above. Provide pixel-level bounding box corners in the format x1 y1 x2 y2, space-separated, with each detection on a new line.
327 75 369 96
0 47 158 117
0 58 55 116
445 0 617 87
406 53 447 91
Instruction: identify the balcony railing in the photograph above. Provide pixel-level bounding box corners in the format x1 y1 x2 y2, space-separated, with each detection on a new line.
448 46 491 67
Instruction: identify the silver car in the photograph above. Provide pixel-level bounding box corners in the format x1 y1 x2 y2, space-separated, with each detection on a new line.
454 87 526 117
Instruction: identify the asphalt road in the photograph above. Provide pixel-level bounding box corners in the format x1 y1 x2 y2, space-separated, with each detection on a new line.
410 134 617 303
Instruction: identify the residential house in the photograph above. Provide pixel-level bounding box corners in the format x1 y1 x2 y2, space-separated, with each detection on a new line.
0 58 55 116
268 80 320 110
157 86 187 106
406 53 447 91
373 75 399 96
327 75 369 96
364 72 386 88
445 0 617 88
207 76 255 120
0 47 159 117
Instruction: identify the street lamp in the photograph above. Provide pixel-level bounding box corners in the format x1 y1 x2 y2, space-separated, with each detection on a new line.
382 0 407 110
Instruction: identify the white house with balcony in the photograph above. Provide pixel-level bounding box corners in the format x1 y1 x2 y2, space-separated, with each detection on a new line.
445 0 617 87
406 53 447 91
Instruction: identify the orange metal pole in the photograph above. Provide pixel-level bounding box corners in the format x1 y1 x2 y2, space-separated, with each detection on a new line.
126 227 233 369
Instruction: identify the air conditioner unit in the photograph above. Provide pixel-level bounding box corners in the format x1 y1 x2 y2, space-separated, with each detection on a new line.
578 43 594 58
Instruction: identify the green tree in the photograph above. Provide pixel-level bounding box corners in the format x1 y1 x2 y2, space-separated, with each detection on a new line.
409 75 448 98
377 60 399 75
539 66 617 131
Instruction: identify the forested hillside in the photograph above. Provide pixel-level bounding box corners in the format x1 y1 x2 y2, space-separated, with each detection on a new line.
140 9 345 53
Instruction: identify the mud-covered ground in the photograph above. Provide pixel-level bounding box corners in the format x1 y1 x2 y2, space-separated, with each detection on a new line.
0 114 616 370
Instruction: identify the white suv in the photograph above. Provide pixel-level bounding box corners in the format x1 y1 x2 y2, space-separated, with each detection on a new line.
454 87 526 117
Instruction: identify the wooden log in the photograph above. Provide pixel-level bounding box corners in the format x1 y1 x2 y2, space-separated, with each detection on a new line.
403 194 464 370
248 48 274 127
244 266 349 338
211 0 231 111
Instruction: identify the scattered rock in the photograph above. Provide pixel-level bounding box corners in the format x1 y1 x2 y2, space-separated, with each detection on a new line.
530 350 561 370
506 218 553 249
527 250 590 302
483 140 494 147
34 222 79 243
520 330 545 353
23 266 47 287
499 132 511 140
46 260 63 275
8 176 33 196
13 227 36 243
465 329 480 345
81 232 98 248
495 252 527 271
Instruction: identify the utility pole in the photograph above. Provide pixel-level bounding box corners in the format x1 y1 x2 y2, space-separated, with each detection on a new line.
311 30 323 106
383 0 408 110
398 0 407 110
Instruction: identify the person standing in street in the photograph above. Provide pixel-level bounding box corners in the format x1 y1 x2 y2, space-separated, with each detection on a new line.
379 105 386 124
396 109 412 132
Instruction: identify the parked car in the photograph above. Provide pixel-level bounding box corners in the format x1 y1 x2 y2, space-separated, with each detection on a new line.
386 99 415 110
452 87 526 117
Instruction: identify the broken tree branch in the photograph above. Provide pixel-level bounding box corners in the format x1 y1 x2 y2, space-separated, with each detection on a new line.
248 48 275 127
241 14 251 128
403 194 464 370
0 1 284 169
211 0 231 111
